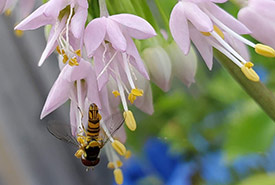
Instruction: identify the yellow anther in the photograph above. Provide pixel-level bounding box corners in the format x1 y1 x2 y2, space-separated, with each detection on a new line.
128 93 136 104
111 140 126 156
69 57 79 66
213 25 224 39
75 49 81 57
201 25 224 39
116 160 123 167
63 54 69 64
74 149 85 158
255 44 275 58
4 9 12 16
123 110 137 131
87 141 99 148
128 88 143 104
113 168 123 185
14 30 24 37
244 62 254 68
124 150 132 159
112 90 120 97
241 63 260 82
56 46 61 54
77 137 86 145
107 162 115 169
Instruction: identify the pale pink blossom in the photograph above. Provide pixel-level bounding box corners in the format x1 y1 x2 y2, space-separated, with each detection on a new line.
238 0 275 48
15 0 88 66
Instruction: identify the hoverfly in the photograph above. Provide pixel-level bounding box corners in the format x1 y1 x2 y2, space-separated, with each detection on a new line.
47 103 124 167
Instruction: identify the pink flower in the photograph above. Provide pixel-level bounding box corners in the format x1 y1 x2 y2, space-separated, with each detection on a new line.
238 0 275 49
15 0 88 66
84 13 156 131
1 0 35 18
169 0 275 82
40 59 101 121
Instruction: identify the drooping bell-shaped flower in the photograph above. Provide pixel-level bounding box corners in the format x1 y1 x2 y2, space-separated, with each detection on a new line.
15 0 88 67
84 11 156 131
169 0 275 82
166 42 198 87
0 0 35 18
238 0 275 49
40 59 101 123
143 46 172 92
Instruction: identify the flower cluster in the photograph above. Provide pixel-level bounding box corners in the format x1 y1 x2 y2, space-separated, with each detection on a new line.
3 0 275 184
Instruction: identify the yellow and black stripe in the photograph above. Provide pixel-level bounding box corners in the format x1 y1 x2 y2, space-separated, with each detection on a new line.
87 104 101 140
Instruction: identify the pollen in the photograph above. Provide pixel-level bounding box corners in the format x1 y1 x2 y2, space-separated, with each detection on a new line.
201 25 224 39
14 30 24 37
255 44 275 58
4 9 12 16
128 88 143 104
63 54 69 64
69 57 79 66
123 110 137 131
56 46 62 54
74 149 85 158
112 140 126 156
107 162 115 169
114 168 123 185
241 62 260 82
112 90 120 97
75 49 81 57
124 150 132 159
116 160 123 167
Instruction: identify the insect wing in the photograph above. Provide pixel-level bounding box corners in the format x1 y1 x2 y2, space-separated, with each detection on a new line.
100 112 124 146
47 121 79 147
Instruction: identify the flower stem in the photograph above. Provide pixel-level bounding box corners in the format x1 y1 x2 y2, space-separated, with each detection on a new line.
99 0 109 17
214 50 275 121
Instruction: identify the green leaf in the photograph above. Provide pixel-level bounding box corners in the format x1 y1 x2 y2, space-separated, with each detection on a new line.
237 173 275 185
224 101 275 161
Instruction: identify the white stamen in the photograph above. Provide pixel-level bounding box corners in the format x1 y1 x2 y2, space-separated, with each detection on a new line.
97 51 118 80
207 38 243 68
101 121 114 143
76 80 83 130
122 53 135 89
66 5 74 50
204 8 256 48
115 66 129 111
211 31 247 64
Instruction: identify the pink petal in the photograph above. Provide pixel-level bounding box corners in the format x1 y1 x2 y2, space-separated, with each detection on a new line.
210 0 228 3
63 59 92 82
0 0 8 13
125 35 149 80
169 2 191 55
93 45 110 91
106 18 127 52
183 1 213 32
189 24 213 70
18 0 35 19
84 17 106 57
43 0 67 18
110 14 156 39
15 4 54 30
238 8 275 49
86 65 101 109
70 6 87 39
40 69 72 119
38 16 67 66
206 2 250 34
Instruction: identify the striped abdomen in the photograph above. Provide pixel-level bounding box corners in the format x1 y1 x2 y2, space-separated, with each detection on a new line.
87 104 101 140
